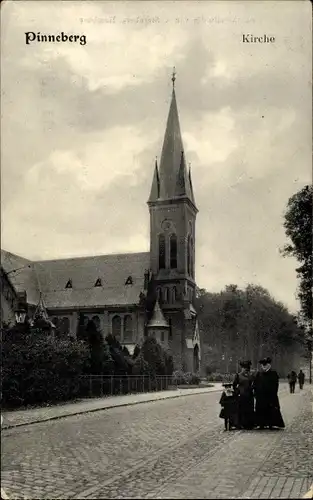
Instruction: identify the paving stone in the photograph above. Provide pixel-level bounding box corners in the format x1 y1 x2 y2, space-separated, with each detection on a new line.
1 386 312 499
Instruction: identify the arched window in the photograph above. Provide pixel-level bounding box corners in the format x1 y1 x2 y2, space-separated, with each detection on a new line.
92 315 100 331
190 237 194 277
163 287 169 303
156 287 161 301
124 314 133 342
168 318 172 339
159 234 166 269
187 235 191 275
172 286 177 303
170 233 177 269
59 317 70 335
112 315 122 340
52 317 59 327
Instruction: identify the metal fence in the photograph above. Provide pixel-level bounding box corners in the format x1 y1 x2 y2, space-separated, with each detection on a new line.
78 374 176 398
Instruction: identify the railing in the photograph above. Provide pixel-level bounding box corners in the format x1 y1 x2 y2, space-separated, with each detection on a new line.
78 374 176 398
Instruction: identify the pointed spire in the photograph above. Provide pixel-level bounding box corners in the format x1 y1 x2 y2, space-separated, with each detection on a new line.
188 162 196 205
171 66 176 88
175 150 188 196
148 71 197 209
158 81 184 199
147 300 169 328
33 292 49 321
148 157 160 202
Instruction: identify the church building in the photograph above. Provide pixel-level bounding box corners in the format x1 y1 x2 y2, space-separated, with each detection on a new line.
1 73 201 373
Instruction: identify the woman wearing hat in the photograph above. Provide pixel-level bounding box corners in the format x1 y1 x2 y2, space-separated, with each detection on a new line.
233 360 255 430
254 357 285 429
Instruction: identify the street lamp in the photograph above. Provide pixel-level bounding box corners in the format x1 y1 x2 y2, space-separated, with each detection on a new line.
15 310 27 324
14 292 28 324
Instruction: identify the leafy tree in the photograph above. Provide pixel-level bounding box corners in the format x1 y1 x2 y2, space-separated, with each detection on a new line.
105 334 132 374
282 185 312 324
141 336 167 375
85 320 113 375
195 284 304 375
133 344 141 359
122 346 130 356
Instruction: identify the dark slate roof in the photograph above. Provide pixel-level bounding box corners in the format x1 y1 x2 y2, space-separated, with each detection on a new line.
34 252 150 308
1 249 150 309
1 249 40 305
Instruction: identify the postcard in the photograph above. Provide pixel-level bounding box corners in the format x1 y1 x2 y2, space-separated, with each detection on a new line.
1 1 312 499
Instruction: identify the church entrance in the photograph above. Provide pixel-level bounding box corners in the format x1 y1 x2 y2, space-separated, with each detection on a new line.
193 344 199 373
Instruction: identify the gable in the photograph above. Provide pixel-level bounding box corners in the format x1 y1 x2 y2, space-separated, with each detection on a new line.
1 249 40 305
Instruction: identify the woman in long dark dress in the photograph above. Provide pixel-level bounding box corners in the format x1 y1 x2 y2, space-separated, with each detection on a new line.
233 360 255 429
254 357 285 429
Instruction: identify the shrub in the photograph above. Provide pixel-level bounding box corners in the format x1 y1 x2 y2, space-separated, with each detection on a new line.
205 365 218 376
172 371 200 385
164 352 174 376
1 326 90 408
206 372 234 382
141 336 166 376
190 373 201 385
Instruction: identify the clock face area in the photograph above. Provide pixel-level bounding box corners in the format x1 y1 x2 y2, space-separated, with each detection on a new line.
161 219 174 232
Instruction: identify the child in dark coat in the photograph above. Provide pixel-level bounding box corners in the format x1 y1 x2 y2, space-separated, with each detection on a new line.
219 383 238 431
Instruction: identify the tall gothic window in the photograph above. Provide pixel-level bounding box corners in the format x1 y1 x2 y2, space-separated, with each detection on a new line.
163 287 169 303
172 286 178 303
190 237 194 278
124 315 133 342
60 317 70 335
170 233 177 269
187 235 191 275
112 315 122 340
92 315 101 331
168 318 172 339
159 234 166 269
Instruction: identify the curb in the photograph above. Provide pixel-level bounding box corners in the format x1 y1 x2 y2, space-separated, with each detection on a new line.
2 386 222 430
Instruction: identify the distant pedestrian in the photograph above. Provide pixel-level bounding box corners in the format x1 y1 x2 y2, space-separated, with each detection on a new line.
233 360 255 430
298 369 305 390
288 371 297 393
219 383 238 431
254 357 285 430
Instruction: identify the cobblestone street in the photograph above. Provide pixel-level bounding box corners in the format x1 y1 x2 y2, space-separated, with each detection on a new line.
1 385 312 499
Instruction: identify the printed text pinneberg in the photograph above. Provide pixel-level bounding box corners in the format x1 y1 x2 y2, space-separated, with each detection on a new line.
25 32 87 45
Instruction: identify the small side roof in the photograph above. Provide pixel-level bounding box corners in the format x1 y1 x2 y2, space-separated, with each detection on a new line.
147 300 169 328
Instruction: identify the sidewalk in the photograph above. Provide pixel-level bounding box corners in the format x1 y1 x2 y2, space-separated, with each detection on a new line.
1 383 223 429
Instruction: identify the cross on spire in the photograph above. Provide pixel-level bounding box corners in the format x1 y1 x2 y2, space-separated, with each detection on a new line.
171 67 176 88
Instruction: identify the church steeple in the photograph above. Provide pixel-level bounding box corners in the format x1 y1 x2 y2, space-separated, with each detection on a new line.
147 71 199 372
151 70 196 208
148 71 198 284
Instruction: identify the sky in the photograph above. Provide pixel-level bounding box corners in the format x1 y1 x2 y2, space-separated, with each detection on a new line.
1 0 312 313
